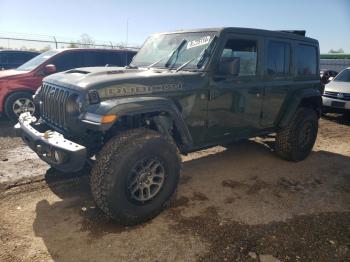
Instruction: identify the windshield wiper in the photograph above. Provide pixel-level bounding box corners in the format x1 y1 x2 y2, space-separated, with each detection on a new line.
175 36 217 72
147 39 187 69
125 64 138 69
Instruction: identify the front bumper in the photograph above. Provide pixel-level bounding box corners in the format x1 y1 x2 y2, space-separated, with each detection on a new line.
322 96 350 112
16 112 87 173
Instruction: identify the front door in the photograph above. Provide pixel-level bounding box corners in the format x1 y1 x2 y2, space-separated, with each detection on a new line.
206 35 264 142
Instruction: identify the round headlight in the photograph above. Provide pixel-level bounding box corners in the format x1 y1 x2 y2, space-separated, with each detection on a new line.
66 94 80 113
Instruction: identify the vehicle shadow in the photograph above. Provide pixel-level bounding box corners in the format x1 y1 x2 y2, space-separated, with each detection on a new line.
322 113 350 126
0 116 20 137
32 139 350 261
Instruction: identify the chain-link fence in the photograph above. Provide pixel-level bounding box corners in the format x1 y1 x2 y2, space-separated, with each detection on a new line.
0 31 140 51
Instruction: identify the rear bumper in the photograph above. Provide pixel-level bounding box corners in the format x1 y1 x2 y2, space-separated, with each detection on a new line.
17 112 87 173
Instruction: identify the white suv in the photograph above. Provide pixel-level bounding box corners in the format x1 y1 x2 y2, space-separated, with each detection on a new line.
322 67 350 116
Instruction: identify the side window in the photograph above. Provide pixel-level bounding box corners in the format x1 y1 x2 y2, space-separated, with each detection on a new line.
52 52 83 72
23 53 38 61
127 51 136 64
218 39 257 76
11 53 29 64
267 41 291 75
0 53 8 63
105 52 123 66
82 51 106 67
296 44 317 75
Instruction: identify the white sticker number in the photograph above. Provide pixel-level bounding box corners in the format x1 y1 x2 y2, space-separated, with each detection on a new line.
187 36 211 49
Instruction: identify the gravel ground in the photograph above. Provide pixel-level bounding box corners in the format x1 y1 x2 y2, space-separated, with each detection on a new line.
0 114 349 262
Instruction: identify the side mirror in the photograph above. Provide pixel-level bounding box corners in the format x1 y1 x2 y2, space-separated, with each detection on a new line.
217 57 240 76
328 76 334 82
44 64 57 75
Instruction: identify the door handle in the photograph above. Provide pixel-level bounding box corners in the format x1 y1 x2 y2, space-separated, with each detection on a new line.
209 90 220 100
247 88 260 94
248 88 262 96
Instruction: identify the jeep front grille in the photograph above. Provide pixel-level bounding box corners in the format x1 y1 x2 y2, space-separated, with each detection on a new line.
41 83 72 129
323 91 350 101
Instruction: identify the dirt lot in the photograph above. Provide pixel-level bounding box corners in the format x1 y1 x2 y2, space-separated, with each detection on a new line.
0 115 349 262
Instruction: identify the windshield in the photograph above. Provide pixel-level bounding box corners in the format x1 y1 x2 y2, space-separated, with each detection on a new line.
334 69 350 82
131 32 217 70
17 50 60 71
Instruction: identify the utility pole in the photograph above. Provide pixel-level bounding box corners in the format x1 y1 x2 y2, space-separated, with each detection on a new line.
126 18 129 48
53 36 58 49
125 18 129 64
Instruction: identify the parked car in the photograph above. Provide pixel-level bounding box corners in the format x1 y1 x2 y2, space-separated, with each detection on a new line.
320 69 338 84
0 48 136 120
0 50 40 70
18 27 322 225
322 67 350 117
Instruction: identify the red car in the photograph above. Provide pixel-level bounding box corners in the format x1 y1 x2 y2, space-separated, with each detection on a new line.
0 48 136 121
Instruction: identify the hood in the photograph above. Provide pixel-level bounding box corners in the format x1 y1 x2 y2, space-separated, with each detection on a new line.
0 69 27 80
325 81 350 94
44 66 200 97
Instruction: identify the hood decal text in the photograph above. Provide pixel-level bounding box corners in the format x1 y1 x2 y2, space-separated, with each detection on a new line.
98 82 183 98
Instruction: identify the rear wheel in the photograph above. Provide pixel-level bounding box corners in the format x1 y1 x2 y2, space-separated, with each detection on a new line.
343 112 350 120
4 92 35 121
90 128 181 225
275 107 318 161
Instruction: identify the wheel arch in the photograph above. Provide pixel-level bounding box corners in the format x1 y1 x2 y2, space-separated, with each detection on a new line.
87 96 193 153
277 88 322 129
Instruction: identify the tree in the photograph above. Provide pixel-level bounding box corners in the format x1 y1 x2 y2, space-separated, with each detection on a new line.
67 41 78 48
78 34 95 48
40 45 52 52
328 48 344 54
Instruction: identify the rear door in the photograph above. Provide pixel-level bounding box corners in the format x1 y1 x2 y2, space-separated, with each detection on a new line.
260 39 293 127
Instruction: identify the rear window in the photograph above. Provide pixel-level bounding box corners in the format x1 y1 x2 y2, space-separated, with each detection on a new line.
296 44 317 75
267 41 291 75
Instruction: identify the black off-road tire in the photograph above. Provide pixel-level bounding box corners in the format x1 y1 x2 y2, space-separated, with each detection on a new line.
343 112 350 120
4 91 34 122
275 107 318 162
90 128 181 225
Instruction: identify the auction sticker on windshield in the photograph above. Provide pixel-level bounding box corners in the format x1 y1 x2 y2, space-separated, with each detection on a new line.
187 36 211 49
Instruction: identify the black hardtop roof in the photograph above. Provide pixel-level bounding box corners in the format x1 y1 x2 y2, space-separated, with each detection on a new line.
154 27 318 44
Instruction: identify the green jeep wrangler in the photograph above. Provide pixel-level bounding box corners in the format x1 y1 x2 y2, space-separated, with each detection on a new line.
18 27 323 225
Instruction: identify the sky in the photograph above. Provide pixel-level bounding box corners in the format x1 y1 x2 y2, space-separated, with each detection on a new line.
0 0 349 53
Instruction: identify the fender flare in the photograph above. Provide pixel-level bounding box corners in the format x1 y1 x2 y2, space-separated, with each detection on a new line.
85 96 193 151
277 88 322 128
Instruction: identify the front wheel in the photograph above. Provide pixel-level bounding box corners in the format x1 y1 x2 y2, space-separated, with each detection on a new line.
4 92 35 121
90 128 181 225
275 107 318 161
